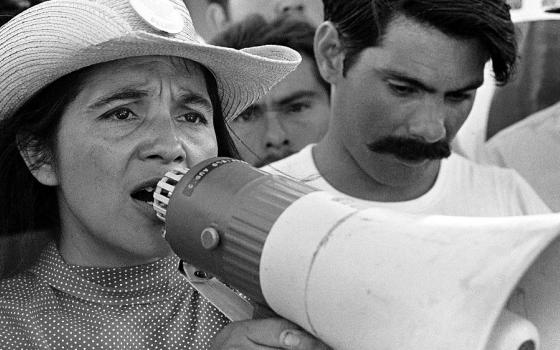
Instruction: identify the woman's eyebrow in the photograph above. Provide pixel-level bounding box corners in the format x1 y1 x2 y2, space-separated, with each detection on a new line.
179 92 213 112
86 87 151 111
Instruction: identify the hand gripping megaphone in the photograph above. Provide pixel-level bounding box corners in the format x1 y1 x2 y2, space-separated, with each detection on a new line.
152 157 560 350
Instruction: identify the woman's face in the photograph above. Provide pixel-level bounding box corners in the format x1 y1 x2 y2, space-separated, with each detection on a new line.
42 56 218 267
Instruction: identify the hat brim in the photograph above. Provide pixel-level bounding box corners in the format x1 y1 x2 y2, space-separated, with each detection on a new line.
1 32 301 122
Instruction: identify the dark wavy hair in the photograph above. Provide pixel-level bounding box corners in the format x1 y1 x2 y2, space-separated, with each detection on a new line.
211 14 329 94
0 60 238 236
322 0 517 85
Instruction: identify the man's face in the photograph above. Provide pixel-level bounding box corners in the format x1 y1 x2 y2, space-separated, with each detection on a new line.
227 0 324 26
328 16 487 187
47 56 217 266
2 0 31 10
229 56 330 166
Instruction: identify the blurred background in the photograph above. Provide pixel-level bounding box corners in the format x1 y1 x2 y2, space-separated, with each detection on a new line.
453 0 560 160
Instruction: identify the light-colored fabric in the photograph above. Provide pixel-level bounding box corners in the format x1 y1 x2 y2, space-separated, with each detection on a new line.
483 101 560 212
262 144 551 216
0 241 229 349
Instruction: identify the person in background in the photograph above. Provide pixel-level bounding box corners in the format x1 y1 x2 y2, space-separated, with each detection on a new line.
0 0 30 12
263 0 551 216
0 0 44 25
484 100 560 212
205 0 323 34
0 0 330 349
211 15 330 166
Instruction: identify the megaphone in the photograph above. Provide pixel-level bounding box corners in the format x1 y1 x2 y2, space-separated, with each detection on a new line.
153 157 560 350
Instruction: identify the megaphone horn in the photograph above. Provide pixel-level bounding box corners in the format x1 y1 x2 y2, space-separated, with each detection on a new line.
154 157 560 350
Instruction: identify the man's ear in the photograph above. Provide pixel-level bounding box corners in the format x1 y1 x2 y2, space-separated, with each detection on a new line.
17 136 58 186
206 2 229 33
314 21 346 85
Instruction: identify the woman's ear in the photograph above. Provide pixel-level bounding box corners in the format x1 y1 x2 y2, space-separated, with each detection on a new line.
17 136 58 186
206 2 229 33
314 21 346 85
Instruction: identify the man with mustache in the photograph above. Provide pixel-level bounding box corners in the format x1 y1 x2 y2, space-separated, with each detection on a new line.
263 0 550 215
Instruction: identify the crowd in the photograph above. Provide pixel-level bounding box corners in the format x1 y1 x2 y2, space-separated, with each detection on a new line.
0 0 558 349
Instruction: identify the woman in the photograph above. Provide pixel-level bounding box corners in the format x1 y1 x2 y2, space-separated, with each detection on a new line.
0 0 329 349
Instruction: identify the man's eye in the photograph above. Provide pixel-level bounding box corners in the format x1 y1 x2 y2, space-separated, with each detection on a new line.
446 92 472 103
388 83 416 96
286 102 310 114
180 112 208 125
236 106 259 123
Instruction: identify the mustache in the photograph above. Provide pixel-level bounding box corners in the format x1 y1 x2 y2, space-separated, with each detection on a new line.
367 137 451 161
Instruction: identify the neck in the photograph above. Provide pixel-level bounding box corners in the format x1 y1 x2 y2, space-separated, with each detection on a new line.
313 134 442 202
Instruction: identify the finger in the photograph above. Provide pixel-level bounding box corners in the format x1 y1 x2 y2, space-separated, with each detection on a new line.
214 318 331 349
211 318 293 349
278 329 332 350
244 318 298 346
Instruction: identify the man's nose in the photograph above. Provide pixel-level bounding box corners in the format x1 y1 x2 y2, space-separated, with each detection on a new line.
264 115 290 150
138 117 187 164
407 103 447 143
275 0 306 16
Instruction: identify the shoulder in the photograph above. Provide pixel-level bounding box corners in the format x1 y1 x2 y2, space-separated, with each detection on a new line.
0 270 44 306
0 271 55 347
0 270 47 335
446 153 525 188
487 101 560 149
443 154 550 215
260 145 319 181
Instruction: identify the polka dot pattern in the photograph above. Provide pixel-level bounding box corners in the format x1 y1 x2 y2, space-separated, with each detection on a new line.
0 242 230 349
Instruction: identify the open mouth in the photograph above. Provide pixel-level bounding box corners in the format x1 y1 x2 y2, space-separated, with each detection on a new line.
131 185 157 205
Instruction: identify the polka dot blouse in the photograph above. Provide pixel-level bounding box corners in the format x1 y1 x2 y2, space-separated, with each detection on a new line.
0 241 230 349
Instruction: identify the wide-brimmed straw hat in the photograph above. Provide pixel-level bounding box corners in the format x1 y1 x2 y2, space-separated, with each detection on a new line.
0 0 301 122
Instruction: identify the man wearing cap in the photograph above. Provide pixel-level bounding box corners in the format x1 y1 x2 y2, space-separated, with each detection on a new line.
263 0 550 216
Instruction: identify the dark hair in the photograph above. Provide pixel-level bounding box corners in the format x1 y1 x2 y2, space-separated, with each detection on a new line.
211 14 330 93
0 59 237 236
322 0 517 85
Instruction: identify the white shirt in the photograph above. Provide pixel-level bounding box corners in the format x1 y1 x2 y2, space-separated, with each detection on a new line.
262 145 550 216
484 101 560 212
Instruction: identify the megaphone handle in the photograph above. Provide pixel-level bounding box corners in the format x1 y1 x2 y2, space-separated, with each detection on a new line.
181 262 254 321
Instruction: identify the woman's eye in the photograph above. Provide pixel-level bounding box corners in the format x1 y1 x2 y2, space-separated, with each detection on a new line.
180 112 208 125
102 108 135 121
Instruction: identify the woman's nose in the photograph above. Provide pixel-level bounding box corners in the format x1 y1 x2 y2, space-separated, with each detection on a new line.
138 117 187 164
